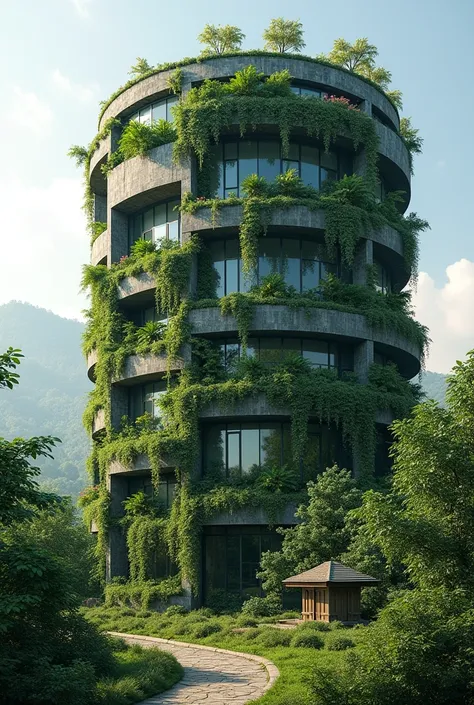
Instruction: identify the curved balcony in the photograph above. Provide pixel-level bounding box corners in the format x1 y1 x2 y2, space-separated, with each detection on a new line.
375 121 411 209
86 348 98 382
113 353 185 386
91 229 108 266
198 392 395 426
182 204 408 289
108 143 190 212
92 408 106 439
117 272 156 307
99 55 399 133
108 452 174 475
189 305 421 378
89 133 110 196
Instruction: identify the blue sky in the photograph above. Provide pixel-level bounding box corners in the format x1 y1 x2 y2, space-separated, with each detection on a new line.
0 0 473 372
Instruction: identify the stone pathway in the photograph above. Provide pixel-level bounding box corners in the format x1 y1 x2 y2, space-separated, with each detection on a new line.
108 632 279 705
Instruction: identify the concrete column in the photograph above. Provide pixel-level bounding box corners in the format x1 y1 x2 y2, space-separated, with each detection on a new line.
111 385 129 430
352 238 373 285
94 194 107 224
106 474 129 580
354 339 374 385
109 208 129 263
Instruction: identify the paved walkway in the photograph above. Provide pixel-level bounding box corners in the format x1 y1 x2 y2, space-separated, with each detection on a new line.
108 632 279 705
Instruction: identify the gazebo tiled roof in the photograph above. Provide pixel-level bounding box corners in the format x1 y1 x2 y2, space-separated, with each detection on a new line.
283 560 379 585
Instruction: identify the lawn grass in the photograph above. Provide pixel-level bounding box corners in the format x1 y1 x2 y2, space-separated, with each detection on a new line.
97 640 183 704
85 607 367 705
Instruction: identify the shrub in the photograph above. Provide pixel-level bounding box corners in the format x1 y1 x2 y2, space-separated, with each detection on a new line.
299 620 331 632
241 595 282 617
235 615 258 628
240 627 262 641
190 620 223 638
329 620 345 630
165 605 187 616
291 630 324 649
326 634 355 651
257 627 293 647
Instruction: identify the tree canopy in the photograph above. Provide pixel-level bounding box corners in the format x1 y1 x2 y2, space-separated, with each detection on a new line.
198 24 245 55
262 18 305 53
128 57 153 78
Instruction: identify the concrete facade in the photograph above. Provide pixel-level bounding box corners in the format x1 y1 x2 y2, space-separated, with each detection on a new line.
87 54 418 599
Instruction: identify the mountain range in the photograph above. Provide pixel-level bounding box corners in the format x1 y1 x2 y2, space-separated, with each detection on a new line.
0 301 449 496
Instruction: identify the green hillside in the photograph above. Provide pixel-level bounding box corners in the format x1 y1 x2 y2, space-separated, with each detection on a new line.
420 370 449 407
0 301 91 497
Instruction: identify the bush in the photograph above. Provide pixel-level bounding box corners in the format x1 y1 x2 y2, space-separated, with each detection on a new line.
329 620 345 630
165 605 187 616
257 627 293 648
241 595 282 617
326 634 355 651
190 620 223 638
235 615 258 628
240 627 262 641
291 631 324 649
299 620 331 632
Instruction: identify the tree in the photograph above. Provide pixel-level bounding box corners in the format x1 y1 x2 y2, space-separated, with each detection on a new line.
325 38 402 105
258 466 361 597
400 116 423 155
128 57 153 78
263 18 305 53
0 349 115 704
198 24 245 55
310 351 474 705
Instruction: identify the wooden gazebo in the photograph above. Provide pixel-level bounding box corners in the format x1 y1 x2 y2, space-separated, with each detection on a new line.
283 560 379 623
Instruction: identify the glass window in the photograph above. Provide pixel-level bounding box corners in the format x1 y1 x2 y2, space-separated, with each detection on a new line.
259 338 282 366
302 340 330 368
212 139 347 197
131 95 178 126
375 260 392 294
130 381 166 421
227 431 240 474
205 424 226 474
282 238 300 290
129 199 181 251
241 425 260 474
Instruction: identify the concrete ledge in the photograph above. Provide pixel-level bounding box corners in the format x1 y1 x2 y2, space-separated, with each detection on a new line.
376 121 411 209
89 134 110 196
99 54 398 132
117 272 156 305
86 348 98 382
109 452 174 475
107 632 280 693
92 408 106 438
108 143 190 211
189 305 421 377
91 229 108 266
204 503 298 526
114 353 184 385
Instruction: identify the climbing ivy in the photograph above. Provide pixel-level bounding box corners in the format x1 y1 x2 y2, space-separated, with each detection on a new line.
77 55 428 601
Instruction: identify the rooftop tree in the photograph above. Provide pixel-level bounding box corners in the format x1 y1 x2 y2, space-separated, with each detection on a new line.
128 57 153 78
198 24 245 55
263 18 305 53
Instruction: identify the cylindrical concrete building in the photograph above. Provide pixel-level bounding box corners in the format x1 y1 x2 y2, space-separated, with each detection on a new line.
83 53 423 608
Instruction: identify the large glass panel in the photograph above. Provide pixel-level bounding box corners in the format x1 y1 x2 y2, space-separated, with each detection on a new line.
166 96 179 121
152 224 167 244
282 423 293 469
247 338 258 359
241 535 260 594
205 535 226 592
224 142 238 160
168 220 179 242
131 214 142 245
282 338 301 360
226 536 240 591
239 141 258 191
227 431 240 475
130 387 143 421
303 340 330 368
205 425 225 474
140 105 151 124
282 239 300 290
214 260 224 298
225 160 238 190
303 432 321 482
152 100 166 122
260 424 281 468
258 238 280 280
301 145 320 189
144 384 155 416
259 338 282 366
241 426 260 475
143 208 154 232
225 259 238 295
168 199 179 222
283 143 299 174
259 141 280 182
224 340 240 372
302 259 320 292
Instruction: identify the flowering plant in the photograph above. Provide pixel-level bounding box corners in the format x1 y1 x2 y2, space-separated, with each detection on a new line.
324 94 359 110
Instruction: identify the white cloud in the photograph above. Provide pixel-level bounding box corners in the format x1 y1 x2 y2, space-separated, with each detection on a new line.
413 259 474 373
0 178 89 321
6 87 53 136
52 69 99 103
71 0 93 17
